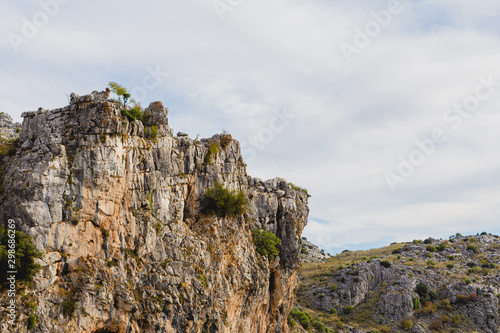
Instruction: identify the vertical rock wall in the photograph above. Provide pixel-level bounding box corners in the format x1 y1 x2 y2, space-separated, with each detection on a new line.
0 89 308 333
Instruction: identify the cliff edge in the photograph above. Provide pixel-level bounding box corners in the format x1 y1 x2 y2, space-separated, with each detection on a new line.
0 89 309 333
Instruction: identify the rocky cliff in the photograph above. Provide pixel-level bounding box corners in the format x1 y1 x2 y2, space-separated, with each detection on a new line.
0 89 309 333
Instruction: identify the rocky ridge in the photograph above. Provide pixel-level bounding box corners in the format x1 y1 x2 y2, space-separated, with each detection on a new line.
0 112 21 141
300 238 330 264
294 234 500 333
0 89 309 333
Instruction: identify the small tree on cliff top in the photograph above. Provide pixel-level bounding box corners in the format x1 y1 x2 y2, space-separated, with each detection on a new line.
108 82 147 122
108 81 131 105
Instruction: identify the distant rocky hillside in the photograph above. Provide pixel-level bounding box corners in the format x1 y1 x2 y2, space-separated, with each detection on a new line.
0 112 21 141
0 89 309 333
300 238 330 263
293 233 500 333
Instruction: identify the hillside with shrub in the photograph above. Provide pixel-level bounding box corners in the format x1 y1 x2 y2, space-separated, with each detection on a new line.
293 233 500 332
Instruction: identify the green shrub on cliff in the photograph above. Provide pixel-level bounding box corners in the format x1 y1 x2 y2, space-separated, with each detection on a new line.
121 103 148 122
204 142 220 164
201 182 247 217
0 138 18 157
108 81 131 105
252 229 281 260
290 307 312 329
108 82 149 123
0 226 43 284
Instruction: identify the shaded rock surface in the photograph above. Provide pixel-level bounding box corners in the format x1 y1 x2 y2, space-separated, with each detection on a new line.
0 89 309 333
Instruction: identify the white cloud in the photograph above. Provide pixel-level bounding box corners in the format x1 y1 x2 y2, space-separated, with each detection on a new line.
1 0 500 253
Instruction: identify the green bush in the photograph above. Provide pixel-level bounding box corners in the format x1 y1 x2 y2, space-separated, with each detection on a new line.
380 260 391 268
204 142 220 163
466 244 479 254
312 319 326 332
482 262 496 269
108 81 130 105
146 125 159 139
415 282 428 300
291 309 311 329
252 229 281 260
436 243 446 252
0 227 42 283
344 305 353 314
392 248 401 254
62 299 77 317
121 106 147 122
0 138 18 157
412 297 421 310
201 182 247 217
426 245 436 252
28 314 36 329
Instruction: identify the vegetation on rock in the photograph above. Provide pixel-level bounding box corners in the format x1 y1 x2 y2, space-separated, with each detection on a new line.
204 142 220 163
201 181 247 217
293 233 500 333
252 229 282 260
108 81 148 122
0 227 43 284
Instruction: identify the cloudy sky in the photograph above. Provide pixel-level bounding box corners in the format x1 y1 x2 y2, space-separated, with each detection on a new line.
1 0 500 254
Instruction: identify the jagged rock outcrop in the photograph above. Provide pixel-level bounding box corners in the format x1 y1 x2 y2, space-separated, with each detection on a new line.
300 238 329 263
0 112 21 141
0 89 309 333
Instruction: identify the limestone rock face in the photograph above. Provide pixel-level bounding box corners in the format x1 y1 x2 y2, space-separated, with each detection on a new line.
0 112 21 141
300 238 330 263
0 90 309 333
